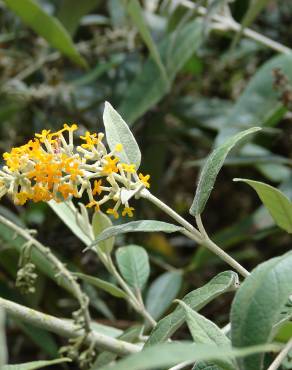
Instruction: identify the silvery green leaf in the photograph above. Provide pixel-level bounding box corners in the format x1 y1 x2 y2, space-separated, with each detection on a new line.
103 102 141 168
94 342 279 370
146 271 239 346
146 271 182 320
116 245 150 290
231 251 292 370
234 178 292 233
177 300 235 370
74 272 127 298
88 220 183 249
92 211 114 253
190 127 261 216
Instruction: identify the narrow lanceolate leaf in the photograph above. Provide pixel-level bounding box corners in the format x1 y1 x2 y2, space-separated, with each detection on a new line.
73 272 127 298
116 245 150 290
231 251 292 370
177 301 235 370
146 271 239 346
234 178 292 233
119 19 203 124
92 211 114 253
146 271 182 320
103 102 141 168
0 308 7 367
2 358 71 370
89 220 183 249
96 342 280 370
190 127 261 216
127 0 167 82
3 0 87 67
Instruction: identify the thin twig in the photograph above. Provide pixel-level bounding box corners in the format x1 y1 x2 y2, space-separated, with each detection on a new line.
267 338 292 370
168 361 194 370
141 189 250 278
0 297 140 356
179 0 292 55
0 215 92 333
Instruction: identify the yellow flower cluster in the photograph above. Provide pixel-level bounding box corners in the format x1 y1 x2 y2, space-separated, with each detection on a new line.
0 124 150 219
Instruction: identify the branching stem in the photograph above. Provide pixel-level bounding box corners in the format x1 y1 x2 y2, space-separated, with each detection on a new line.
141 189 250 278
0 215 92 333
0 297 140 356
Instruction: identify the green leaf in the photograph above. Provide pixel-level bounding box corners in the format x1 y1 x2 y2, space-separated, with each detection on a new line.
119 19 203 124
57 0 100 36
103 102 141 168
231 251 292 370
3 0 87 67
116 245 150 290
216 54 292 146
232 0 271 48
74 272 127 298
126 0 167 83
275 322 292 343
146 271 182 320
234 178 292 233
93 325 142 368
89 220 183 249
0 308 7 367
2 358 71 370
177 300 235 370
92 211 114 253
190 127 261 216
146 271 239 346
49 200 91 246
95 342 280 370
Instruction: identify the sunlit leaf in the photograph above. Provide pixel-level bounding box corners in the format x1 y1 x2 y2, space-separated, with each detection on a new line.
103 102 141 168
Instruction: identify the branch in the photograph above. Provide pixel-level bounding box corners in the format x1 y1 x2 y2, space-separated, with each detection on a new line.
0 297 140 356
179 0 292 55
267 338 292 370
0 215 92 333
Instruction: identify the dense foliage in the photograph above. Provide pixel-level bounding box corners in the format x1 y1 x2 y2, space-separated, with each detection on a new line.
0 1 292 370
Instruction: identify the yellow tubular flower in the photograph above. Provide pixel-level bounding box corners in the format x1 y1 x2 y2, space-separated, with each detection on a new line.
138 173 150 188
106 208 119 219
121 163 136 173
122 207 134 217
0 125 150 218
86 200 100 211
80 131 99 149
35 129 51 143
92 180 102 196
102 156 119 174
